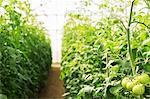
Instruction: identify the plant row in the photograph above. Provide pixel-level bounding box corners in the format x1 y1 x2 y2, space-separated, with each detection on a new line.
61 1 150 98
0 0 52 98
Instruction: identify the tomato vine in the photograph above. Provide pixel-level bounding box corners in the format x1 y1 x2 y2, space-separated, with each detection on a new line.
61 0 150 98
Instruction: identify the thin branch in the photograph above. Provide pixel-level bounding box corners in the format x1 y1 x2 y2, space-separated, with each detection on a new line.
131 21 150 29
128 0 135 27
120 21 127 30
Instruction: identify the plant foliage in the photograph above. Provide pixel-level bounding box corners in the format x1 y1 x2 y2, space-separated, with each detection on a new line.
0 0 52 98
61 0 150 98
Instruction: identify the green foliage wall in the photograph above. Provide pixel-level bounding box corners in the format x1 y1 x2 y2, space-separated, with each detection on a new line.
0 0 52 98
61 0 150 98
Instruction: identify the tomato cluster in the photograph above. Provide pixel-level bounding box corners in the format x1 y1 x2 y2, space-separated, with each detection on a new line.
121 73 150 95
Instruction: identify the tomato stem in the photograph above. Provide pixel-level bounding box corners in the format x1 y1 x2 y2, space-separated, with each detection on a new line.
127 0 136 75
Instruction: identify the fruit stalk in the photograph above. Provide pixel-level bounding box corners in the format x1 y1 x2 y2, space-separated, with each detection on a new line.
127 0 136 75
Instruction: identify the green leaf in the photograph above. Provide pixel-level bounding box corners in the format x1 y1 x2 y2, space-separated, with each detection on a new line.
109 86 122 96
142 38 150 46
143 64 150 72
78 85 94 96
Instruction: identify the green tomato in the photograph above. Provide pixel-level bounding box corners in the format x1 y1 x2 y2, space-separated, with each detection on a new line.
139 73 150 84
132 84 145 95
126 79 139 90
122 77 130 88
126 81 135 90
134 75 141 81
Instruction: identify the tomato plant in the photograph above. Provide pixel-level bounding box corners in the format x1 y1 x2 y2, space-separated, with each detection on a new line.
61 0 150 98
0 0 52 98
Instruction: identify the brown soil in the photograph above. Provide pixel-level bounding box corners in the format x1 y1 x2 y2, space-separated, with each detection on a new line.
39 63 65 99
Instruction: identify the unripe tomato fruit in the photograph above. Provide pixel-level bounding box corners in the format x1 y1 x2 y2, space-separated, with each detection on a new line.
132 84 145 95
122 77 130 88
139 73 150 84
134 75 141 81
126 79 139 90
126 81 135 90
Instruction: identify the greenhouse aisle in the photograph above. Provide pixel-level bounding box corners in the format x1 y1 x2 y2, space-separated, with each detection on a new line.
39 63 65 99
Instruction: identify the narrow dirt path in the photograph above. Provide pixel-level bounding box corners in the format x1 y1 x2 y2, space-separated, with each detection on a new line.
39 63 65 99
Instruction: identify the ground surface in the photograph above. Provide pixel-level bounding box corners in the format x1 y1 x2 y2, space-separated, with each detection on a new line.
39 63 65 99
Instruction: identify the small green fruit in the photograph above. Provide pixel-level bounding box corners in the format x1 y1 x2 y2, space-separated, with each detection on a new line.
126 81 135 90
139 73 150 84
122 77 130 88
134 75 141 81
132 84 145 95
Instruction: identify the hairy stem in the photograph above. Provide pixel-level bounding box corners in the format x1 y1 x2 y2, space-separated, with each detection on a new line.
127 0 136 75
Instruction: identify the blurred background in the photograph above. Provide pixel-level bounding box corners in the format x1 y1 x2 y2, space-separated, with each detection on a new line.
29 0 80 63
29 0 147 63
